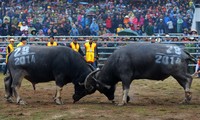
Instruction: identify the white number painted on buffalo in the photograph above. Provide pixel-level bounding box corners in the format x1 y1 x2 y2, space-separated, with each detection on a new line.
14 46 36 65
155 54 181 65
166 46 181 55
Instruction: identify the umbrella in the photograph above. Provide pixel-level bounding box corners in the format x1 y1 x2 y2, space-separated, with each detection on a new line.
118 29 139 36
79 2 89 5
101 33 116 36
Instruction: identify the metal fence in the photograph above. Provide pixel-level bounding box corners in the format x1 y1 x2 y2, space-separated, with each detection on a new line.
0 36 199 73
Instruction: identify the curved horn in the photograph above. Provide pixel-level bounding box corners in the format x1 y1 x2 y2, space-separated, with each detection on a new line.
87 64 96 71
92 77 111 89
84 69 101 90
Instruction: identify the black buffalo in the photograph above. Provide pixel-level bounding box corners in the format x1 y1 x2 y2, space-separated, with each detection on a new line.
4 45 94 105
85 43 195 105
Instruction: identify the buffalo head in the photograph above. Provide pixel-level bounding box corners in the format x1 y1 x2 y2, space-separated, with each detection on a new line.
72 65 97 103
84 69 115 101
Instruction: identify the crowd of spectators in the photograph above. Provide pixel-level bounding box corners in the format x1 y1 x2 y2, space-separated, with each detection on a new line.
0 0 197 42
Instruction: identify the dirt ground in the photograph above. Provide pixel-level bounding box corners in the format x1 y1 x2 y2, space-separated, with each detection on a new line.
1 74 200 120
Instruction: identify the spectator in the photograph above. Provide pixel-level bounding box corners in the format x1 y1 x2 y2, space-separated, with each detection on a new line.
157 18 165 34
0 22 3 36
145 22 154 36
83 25 91 36
2 18 11 36
70 24 79 36
166 18 174 33
105 16 112 33
171 14 177 33
17 37 27 47
20 21 29 32
22 30 29 37
41 25 48 35
28 24 36 35
69 37 84 56
34 19 42 31
135 25 143 36
90 19 99 36
47 36 58 46
58 23 67 36
116 24 124 33
0 0 196 38
194 56 200 78
123 15 130 25
14 26 23 36
177 15 183 33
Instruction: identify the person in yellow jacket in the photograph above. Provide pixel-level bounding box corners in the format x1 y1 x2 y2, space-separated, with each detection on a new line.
116 24 124 33
84 38 98 68
4 38 15 75
47 36 58 46
17 37 27 47
69 37 84 56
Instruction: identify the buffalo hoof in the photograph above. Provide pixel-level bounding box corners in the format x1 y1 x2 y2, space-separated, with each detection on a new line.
54 97 63 105
180 92 192 104
117 102 127 106
180 99 190 104
6 97 14 103
185 92 192 102
111 100 115 104
17 99 27 105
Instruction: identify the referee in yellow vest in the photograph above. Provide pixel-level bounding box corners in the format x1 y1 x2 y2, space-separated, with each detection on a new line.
69 37 84 56
17 37 27 47
84 38 99 68
47 36 58 46
4 38 15 75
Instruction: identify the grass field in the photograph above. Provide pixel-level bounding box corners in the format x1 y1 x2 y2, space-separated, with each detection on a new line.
0 74 200 120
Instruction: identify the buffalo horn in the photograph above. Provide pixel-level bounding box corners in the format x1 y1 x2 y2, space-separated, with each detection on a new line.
92 77 111 89
87 64 96 71
84 69 100 90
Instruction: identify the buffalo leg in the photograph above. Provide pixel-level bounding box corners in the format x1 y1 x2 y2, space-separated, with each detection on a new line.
120 88 130 106
173 73 193 104
4 75 14 103
12 71 26 105
119 73 132 106
54 86 63 105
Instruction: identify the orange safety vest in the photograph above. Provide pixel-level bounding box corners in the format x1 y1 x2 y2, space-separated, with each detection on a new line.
47 42 58 46
6 44 14 63
70 42 80 52
84 42 96 63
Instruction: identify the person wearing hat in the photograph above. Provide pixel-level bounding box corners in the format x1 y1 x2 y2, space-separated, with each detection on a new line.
116 24 124 34
17 37 27 47
47 36 58 46
123 15 130 25
4 38 15 75
84 38 99 68
69 37 84 56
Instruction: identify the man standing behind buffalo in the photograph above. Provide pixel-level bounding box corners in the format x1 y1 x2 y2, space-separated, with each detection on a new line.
84 38 98 68
17 37 27 47
69 37 84 56
47 36 58 46
4 38 15 75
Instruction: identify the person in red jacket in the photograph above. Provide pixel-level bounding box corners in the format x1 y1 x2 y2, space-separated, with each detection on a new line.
106 16 112 32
